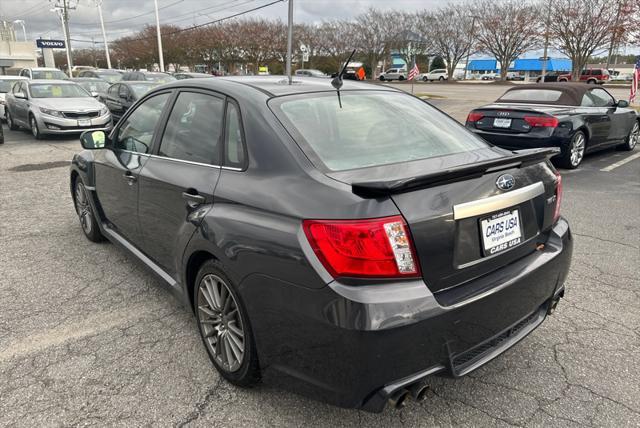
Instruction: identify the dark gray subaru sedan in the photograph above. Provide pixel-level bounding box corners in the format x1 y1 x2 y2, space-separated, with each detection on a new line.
70 77 572 412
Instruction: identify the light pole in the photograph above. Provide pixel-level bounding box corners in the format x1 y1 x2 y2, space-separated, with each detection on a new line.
153 0 165 72
13 20 27 41
463 15 479 81
95 0 111 69
286 0 293 84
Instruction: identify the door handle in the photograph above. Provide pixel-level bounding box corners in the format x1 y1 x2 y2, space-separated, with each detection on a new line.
182 191 205 208
123 171 137 184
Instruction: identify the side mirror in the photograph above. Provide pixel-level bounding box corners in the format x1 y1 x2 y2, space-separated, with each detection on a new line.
91 91 99 98
80 130 108 149
14 92 26 99
615 100 629 108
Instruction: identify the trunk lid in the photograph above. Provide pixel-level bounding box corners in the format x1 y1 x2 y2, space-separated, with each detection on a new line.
327 147 559 295
468 103 572 134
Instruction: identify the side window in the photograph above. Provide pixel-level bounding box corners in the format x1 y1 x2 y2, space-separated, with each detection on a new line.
580 93 595 107
224 102 246 168
108 84 119 96
589 88 614 107
115 93 170 153
119 85 130 99
158 91 224 164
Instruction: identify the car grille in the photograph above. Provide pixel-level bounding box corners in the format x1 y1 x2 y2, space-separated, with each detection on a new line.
62 111 99 119
450 307 543 376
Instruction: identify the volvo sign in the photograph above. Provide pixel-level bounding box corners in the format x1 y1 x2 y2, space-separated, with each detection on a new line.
36 39 66 49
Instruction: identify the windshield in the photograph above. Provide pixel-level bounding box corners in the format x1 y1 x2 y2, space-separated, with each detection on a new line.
32 70 69 80
273 91 488 171
78 81 110 93
499 89 563 102
129 83 156 98
30 83 90 98
95 72 122 83
145 73 176 83
0 79 21 93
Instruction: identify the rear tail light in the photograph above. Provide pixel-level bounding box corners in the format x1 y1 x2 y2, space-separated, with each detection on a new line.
553 171 562 223
524 115 559 128
302 216 420 279
466 112 484 122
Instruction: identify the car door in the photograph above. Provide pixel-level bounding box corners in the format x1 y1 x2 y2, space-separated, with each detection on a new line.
94 91 172 246
11 82 29 125
590 88 627 143
136 89 224 277
580 91 610 147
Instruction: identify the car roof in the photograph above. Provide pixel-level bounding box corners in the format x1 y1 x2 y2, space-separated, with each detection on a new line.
0 75 27 79
28 79 76 85
498 82 596 106
72 77 103 81
160 75 398 98
28 67 62 71
121 81 157 86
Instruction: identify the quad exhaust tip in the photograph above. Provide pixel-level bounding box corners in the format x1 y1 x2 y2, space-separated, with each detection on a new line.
408 382 429 402
388 389 409 409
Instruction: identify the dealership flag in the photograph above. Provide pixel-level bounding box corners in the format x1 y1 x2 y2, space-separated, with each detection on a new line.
630 56 639 104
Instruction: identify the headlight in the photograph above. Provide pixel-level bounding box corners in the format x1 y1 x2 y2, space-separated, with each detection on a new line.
99 106 109 116
39 107 64 117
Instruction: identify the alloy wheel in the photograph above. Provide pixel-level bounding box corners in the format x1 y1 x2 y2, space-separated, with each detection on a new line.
74 182 93 235
198 274 245 372
30 116 38 138
629 122 639 150
570 133 585 167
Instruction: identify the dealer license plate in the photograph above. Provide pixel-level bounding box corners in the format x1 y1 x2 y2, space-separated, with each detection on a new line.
480 209 522 256
493 118 512 128
77 119 91 127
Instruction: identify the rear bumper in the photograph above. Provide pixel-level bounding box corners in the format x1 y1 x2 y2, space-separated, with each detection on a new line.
240 219 572 411
469 128 571 151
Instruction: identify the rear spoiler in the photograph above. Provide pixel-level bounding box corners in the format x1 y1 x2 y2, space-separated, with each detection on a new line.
352 147 560 197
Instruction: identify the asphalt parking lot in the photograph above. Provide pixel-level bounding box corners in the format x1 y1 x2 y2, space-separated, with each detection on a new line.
1 83 638 427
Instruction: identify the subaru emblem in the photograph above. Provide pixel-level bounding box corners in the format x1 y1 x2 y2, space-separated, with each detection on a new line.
496 174 515 191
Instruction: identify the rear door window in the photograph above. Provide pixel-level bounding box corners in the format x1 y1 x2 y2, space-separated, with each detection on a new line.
157 91 224 165
272 91 487 171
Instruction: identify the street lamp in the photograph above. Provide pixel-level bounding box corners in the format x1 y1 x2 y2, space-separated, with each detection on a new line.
153 0 165 72
13 20 27 42
94 0 111 69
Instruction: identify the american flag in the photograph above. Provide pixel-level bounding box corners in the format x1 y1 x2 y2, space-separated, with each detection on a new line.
631 55 640 104
408 62 420 81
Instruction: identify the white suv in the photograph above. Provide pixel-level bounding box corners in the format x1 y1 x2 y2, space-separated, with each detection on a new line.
379 68 407 81
418 69 448 82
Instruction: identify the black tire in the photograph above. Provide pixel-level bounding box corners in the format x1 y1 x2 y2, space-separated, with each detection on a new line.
194 260 260 387
617 121 639 151
379 76 385 81
73 178 104 242
29 114 42 140
422 76 428 82
6 110 18 130
559 78 568 82
438 76 445 81
586 79 596 85
558 130 587 169
398 76 405 81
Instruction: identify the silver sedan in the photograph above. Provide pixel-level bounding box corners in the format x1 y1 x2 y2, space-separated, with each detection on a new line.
5 80 112 139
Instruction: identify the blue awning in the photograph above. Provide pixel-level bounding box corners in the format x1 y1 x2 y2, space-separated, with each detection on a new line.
510 58 572 72
467 59 497 71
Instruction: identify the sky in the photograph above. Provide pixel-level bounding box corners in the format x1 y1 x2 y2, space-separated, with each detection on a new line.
0 0 441 46
0 0 637 58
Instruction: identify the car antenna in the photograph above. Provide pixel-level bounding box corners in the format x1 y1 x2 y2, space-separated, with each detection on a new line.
331 49 356 109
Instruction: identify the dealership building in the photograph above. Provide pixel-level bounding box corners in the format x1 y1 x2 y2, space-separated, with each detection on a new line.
467 58 573 80
0 21 37 74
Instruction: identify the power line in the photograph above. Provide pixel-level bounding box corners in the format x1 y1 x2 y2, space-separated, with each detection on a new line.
108 0 285 43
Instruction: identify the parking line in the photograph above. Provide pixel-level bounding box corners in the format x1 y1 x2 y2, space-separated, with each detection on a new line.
600 152 640 172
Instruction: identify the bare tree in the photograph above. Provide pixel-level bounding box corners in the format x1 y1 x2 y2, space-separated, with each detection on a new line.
354 8 397 78
315 20 356 72
473 0 541 79
421 5 475 80
548 0 620 78
386 12 429 68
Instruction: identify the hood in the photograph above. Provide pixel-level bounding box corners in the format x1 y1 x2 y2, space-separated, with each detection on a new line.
32 97 103 112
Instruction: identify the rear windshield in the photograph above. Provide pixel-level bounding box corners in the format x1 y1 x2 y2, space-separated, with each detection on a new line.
30 83 89 98
95 71 122 83
499 89 562 103
272 91 487 171
32 70 69 80
78 80 110 93
145 73 176 83
130 83 156 97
